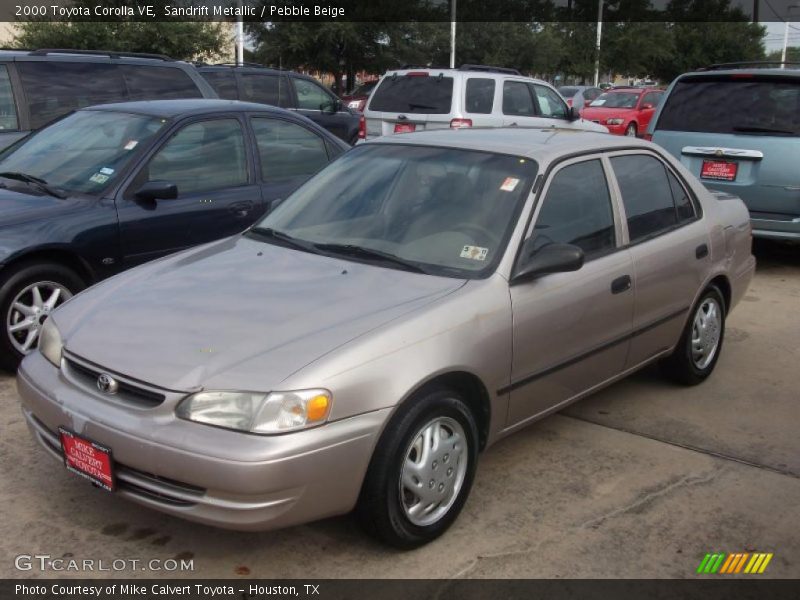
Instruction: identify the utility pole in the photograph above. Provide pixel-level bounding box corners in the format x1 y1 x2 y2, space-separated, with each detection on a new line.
235 0 244 66
782 5 800 68
593 0 603 87
753 0 759 22
450 0 457 69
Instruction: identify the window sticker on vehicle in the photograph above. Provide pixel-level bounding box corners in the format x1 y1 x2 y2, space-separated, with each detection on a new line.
89 173 110 184
123 140 138 151
500 177 520 192
99 167 115 175
460 245 488 261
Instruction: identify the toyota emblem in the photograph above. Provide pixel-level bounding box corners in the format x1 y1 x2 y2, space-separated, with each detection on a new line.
96 373 119 395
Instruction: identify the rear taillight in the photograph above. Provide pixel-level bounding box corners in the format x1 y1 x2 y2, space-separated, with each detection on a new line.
358 115 366 140
450 118 473 129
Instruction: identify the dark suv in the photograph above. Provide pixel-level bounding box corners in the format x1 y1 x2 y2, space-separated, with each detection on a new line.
0 49 217 151
197 64 360 144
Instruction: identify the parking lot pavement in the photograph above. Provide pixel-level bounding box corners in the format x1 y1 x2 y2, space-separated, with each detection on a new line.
0 241 797 579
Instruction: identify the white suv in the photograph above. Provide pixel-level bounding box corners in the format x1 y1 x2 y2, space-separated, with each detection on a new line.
363 65 608 139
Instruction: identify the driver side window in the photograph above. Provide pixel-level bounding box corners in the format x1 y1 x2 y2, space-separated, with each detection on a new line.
532 84 568 119
531 159 616 257
294 78 336 111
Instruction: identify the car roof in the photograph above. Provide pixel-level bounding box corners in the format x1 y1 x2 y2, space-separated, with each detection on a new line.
382 68 550 86
196 64 316 81
367 127 652 162
0 49 187 65
683 67 800 78
82 98 291 118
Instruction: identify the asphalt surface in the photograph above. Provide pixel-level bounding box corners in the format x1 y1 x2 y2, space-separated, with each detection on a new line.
0 240 797 579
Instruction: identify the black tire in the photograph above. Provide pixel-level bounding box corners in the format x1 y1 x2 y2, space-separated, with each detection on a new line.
0 261 85 372
625 122 638 137
661 286 726 386
356 387 479 549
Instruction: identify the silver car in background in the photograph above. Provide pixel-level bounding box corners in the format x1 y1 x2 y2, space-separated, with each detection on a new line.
17 128 755 548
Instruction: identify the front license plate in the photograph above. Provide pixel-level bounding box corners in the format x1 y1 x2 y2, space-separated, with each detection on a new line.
393 122 416 134
59 427 115 492
701 160 738 181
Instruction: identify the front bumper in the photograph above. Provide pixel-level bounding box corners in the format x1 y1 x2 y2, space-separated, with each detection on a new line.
17 351 390 531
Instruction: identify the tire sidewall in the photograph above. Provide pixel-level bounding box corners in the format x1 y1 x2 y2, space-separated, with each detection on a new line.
680 286 726 381
366 389 479 548
0 262 84 370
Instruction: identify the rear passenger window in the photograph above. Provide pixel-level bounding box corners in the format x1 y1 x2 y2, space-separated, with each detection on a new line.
502 81 536 116
146 119 248 195
119 66 201 101
18 62 126 129
251 118 329 182
200 70 238 100
532 159 616 257
611 154 678 242
0 65 18 130
238 74 292 107
668 170 696 222
465 78 495 114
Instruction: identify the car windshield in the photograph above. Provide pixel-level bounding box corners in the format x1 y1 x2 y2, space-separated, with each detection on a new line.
352 81 378 96
558 87 580 97
655 76 800 136
590 92 640 108
252 144 538 278
0 109 165 194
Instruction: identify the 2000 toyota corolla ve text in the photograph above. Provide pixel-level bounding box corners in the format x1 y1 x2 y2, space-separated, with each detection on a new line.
17 128 755 548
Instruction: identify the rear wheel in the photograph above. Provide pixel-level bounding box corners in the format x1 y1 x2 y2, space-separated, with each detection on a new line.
625 122 638 137
356 388 478 548
661 286 725 385
0 262 85 371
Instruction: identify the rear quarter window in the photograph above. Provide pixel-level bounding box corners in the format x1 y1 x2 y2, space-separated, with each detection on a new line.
656 76 800 135
199 70 238 100
119 65 203 101
369 75 454 114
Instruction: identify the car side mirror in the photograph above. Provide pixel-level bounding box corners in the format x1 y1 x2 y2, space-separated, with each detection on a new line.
567 106 581 121
512 243 585 283
641 103 654 110
134 180 178 201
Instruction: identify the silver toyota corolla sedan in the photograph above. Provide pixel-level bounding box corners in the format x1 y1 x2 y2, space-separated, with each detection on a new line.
17 128 755 548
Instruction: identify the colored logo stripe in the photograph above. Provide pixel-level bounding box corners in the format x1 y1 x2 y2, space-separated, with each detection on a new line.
697 552 773 574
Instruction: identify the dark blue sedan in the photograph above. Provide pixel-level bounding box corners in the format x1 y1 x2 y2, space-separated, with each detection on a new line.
0 99 349 369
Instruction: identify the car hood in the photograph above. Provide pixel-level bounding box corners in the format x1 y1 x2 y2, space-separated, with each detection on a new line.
56 235 465 392
0 186 80 227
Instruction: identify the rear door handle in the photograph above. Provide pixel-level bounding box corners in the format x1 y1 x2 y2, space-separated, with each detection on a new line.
696 243 709 259
611 275 632 294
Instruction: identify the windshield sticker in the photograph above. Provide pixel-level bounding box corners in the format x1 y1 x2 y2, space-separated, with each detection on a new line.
500 177 520 192
89 173 110 185
99 167 115 175
123 140 138 151
461 245 488 261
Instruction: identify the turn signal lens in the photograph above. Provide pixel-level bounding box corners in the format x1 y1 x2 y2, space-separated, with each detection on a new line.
306 394 330 422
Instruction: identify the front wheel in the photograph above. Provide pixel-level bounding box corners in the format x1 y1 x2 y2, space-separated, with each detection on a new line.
661 286 726 386
0 262 84 371
356 388 478 548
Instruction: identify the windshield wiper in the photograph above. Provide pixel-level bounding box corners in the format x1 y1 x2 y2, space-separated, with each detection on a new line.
0 171 67 199
732 126 797 136
246 227 321 254
314 243 427 274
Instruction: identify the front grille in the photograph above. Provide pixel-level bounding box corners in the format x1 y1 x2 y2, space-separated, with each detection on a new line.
64 355 166 408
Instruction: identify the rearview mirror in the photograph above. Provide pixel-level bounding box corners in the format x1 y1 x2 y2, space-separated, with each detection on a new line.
512 243 585 283
134 180 178 201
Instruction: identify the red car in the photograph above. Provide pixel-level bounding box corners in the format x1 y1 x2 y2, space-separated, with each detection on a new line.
581 87 664 137
340 79 379 112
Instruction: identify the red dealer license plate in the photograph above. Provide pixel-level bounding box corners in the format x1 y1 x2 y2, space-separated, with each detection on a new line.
393 122 416 134
701 160 738 182
59 428 115 492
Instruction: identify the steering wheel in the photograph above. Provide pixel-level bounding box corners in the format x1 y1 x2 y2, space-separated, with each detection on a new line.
452 222 499 246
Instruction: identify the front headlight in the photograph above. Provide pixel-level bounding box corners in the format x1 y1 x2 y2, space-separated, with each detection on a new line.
38 318 63 368
606 118 624 125
176 389 332 434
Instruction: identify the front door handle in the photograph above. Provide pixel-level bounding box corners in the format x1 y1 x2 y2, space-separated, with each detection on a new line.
696 243 709 259
611 275 632 294
229 200 254 217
